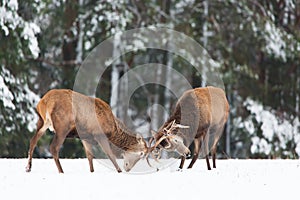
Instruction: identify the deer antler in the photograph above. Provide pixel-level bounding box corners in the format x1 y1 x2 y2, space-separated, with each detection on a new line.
146 121 190 168
165 120 175 130
146 147 161 168
163 120 175 134
174 124 190 129
146 136 163 168
164 120 190 135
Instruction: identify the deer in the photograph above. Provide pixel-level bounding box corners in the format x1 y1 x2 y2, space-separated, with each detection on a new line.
25 89 158 173
150 86 229 170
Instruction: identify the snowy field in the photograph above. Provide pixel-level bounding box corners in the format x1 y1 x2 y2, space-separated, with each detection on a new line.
1 159 299 200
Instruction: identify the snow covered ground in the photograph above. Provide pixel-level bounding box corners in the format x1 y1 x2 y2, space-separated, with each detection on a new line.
0 159 299 200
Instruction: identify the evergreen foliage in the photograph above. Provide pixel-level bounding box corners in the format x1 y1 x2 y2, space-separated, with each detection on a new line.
0 0 299 158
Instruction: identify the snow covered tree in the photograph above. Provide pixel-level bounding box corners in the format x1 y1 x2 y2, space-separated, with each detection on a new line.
0 0 40 157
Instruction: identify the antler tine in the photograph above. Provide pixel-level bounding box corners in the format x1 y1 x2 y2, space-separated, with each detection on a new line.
148 136 154 147
163 120 177 135
146 154 153 167
174 124 190 129
163 121 190 137
146 151 161 171
164 120 175 130
168 120 181 133
171 119 176 126
146 134 169 160
146 136 164 168
152 135 168 150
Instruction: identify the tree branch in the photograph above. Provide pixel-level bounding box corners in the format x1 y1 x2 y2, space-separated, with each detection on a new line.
26 56 81 68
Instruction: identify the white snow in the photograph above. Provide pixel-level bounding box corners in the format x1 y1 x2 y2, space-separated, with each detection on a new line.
23 22 40 58
0 159 299 200
7 0 18 10
264 21 286 61
251 136 272 155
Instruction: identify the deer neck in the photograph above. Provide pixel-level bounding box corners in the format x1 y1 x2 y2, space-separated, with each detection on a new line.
109 119 140 152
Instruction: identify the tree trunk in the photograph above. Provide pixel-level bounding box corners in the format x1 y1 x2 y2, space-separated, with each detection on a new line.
225 84 231 157
202 0 208 87
62 0 78 88
110 33 121 116
296 66 300 115
151 66 163 131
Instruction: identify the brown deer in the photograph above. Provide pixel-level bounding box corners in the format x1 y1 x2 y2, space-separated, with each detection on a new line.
25 89 154 173
151 86 229 170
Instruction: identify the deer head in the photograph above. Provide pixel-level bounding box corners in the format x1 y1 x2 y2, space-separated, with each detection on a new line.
122 135 148 172
123 120 191 171
149 120 191 159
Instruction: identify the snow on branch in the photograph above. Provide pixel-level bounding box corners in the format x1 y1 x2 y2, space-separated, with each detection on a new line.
0 66 40 133
0 0 40 58
242 98 300 157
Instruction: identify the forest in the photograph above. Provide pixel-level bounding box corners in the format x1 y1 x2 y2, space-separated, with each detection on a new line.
0 0 299 159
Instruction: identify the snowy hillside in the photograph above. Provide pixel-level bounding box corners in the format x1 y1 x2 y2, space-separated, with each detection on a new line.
1 159 299 200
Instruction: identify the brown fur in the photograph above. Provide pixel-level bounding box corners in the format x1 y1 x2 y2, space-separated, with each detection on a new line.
25 89 147 173
156 86 229 170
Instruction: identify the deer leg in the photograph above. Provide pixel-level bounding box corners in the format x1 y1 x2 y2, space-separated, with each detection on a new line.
82 140 94 172
96 136 122 173
212 150 216 168
179 156 186 169
187 137 201 169
211 140 218 169
211 125 225 169
49 134 66 173
203 134 211 170
206 155 211 170
26 118 46 172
